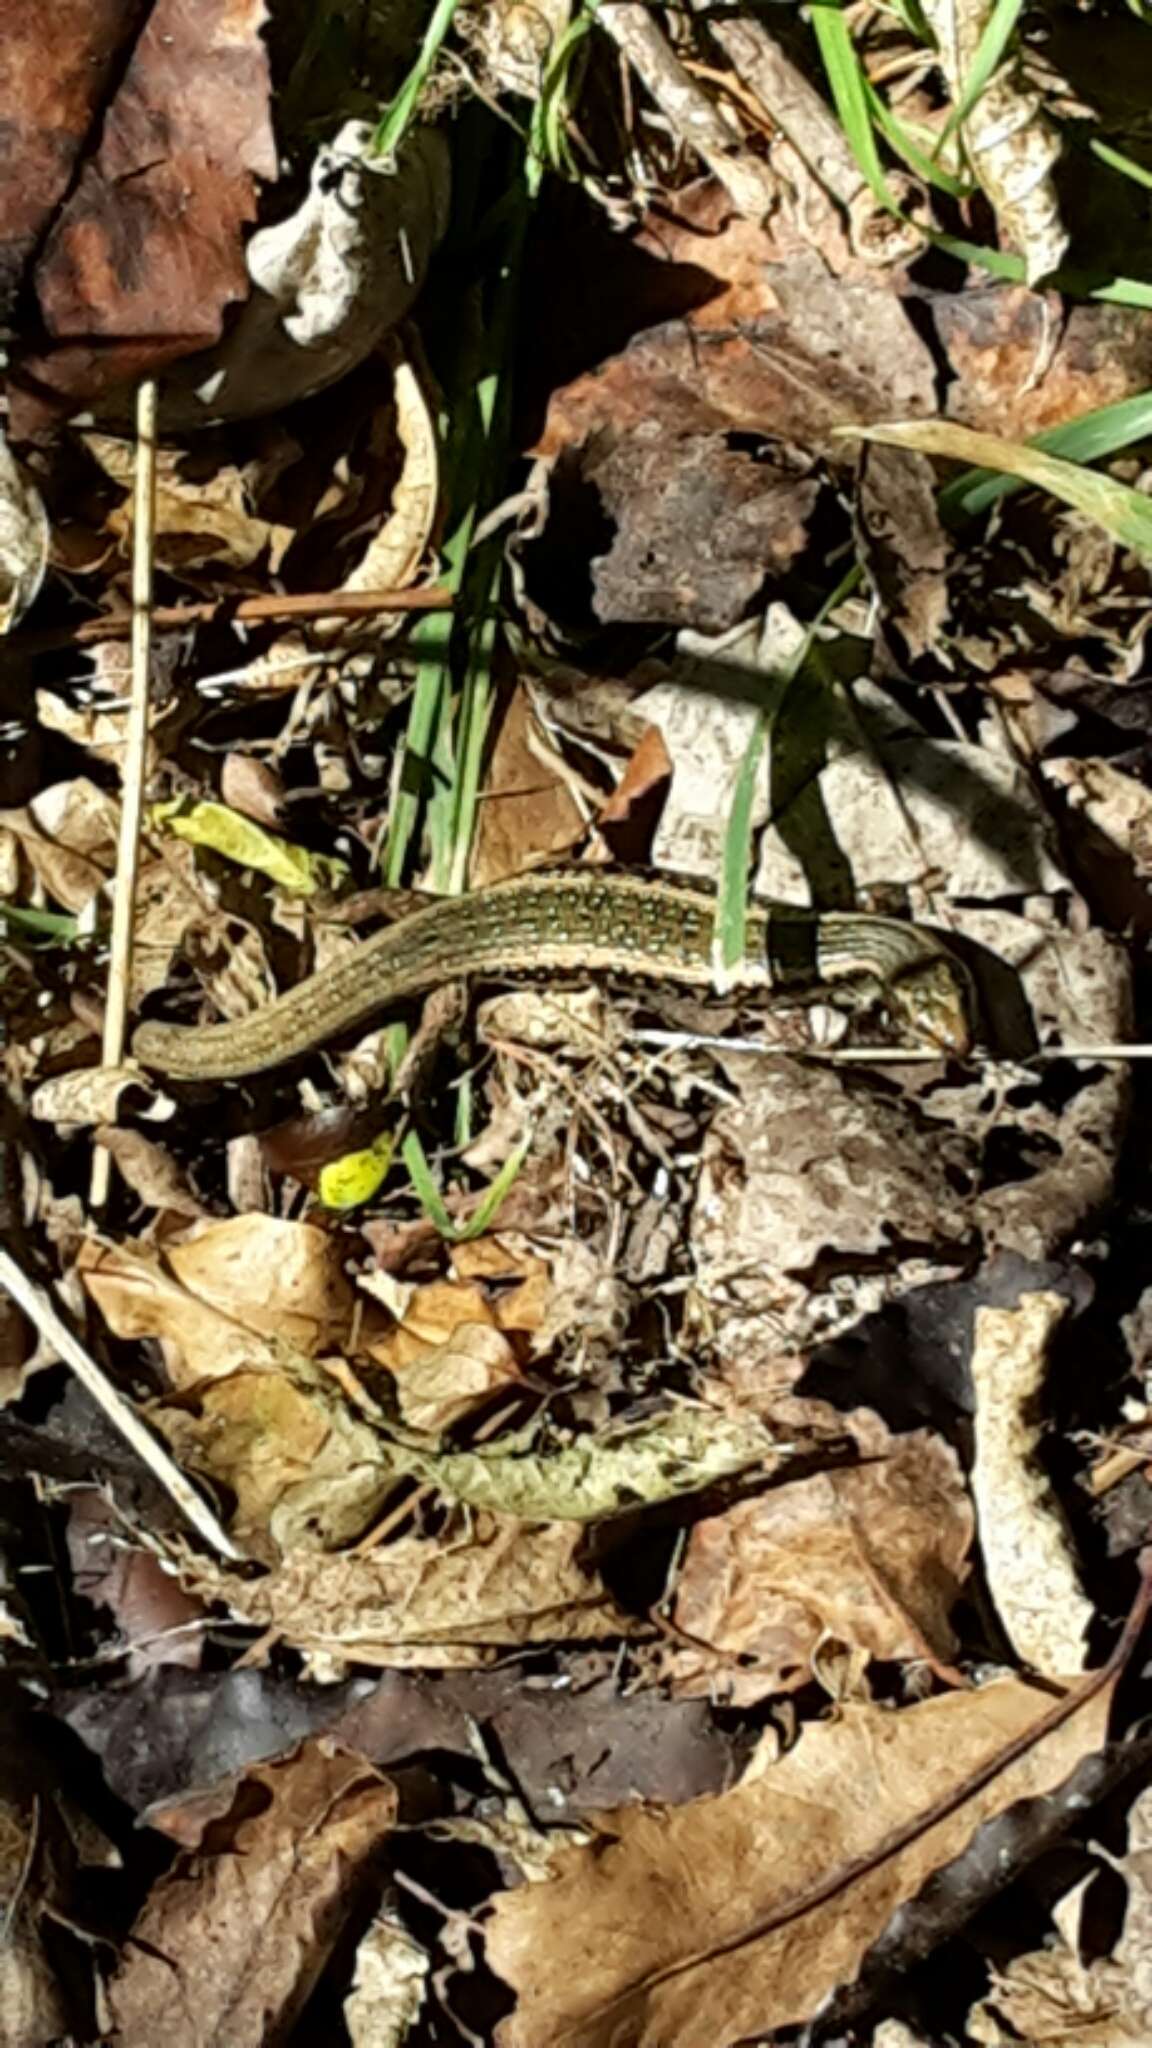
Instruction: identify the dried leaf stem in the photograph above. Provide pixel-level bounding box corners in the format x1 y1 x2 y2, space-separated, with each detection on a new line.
10 582 453 657
0 1246 243 1561
90 380 158 1209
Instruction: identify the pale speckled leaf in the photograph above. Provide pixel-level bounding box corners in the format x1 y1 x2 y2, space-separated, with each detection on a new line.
922 0 1067 284
386 1407 781 1521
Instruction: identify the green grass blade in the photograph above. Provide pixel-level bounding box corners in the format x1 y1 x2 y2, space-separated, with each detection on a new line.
939 389 1152 520
401 1126 529 1241
932 0 1024 154
0 902 80 941
928 228 1152 307
863 80 970 197
718 567 862 971
372 0 464 157
809 1 901 212
1089 138 1152 191
843 417 1152 556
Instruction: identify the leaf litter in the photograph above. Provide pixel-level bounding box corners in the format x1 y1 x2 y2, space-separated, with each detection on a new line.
5 1 1152 2043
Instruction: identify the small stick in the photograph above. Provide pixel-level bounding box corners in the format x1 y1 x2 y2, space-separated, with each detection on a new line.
10 583 454 657
91 380 158 1210
0 1246 243 1561
597 2 777 219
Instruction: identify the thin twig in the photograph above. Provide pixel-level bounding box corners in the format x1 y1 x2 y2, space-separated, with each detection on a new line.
90 381 158 1210
0 1246 243 1560
10 582 454 657
597 1 777 218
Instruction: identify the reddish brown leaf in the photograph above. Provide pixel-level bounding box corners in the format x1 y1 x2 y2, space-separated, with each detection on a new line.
107 1740 397 2047
22 0 276 412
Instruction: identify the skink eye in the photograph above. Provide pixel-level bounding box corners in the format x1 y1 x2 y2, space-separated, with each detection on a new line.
888 963 973 1057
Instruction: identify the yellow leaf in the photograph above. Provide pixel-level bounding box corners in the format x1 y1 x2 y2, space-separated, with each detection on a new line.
318 1131 396 1210
151 798 348 895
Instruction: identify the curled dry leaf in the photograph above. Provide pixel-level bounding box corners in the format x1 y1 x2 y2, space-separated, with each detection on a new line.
189 1516 633 1673
921 0 1067 285
93 1128 209 1220
467 0 574 99
1045 755 1152 884
344 1913 429 2048
106 1740 398 2048
31 1067 173 1128
0 775 119 912
670 1422 973 1704
365 1276 523 1434
158 1367 394 1557
0 428 48 631
82 432 294 573
35 684 165 774
218 753 286 830
79 1219 357 1388
486 1670 1116 2046
324 336 440 607
970 1291 1094 1677
140 121 450 430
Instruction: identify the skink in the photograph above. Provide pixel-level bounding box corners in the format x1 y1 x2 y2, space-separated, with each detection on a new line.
131 870 972 1080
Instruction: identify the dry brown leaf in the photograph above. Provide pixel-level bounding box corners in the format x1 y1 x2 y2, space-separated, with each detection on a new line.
34 687 128 766
487 1668 1116 2045
189 1515 633 1673
671 1423 972 1703
166 1215 358 1357
471 683 586 889
0 776 118 911
0 431 48 632
1045 756 1152 881
93 1127 210 1219
21 0 275 419
106 1740 397 2048
334 338 439 600
83 432 293 572
971 1292 1094 1676
598 722 674 832
366 1276 522 1432
80 1236 290 1387
219 752 287 828
470 0 574 98
156 1368 392 1556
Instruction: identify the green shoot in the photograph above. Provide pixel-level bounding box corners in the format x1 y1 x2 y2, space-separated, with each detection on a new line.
931 0 1024 154
939 389 1152 521
372 0 464 158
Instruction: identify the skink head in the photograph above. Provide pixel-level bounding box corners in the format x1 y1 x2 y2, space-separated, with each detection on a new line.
886 957 973 1058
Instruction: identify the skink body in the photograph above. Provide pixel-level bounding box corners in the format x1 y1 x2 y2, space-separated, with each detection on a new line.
132 871 972 1080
